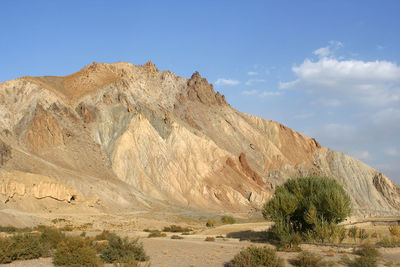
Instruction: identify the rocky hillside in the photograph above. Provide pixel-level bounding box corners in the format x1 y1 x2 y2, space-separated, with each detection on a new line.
0 61 399 218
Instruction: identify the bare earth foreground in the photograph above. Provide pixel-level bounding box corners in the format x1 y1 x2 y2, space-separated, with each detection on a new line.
1 221 400 267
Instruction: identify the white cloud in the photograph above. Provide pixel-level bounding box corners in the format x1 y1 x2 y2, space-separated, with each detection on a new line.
247 71 258 76
377 45 384 50
215 78 240 86
313 41 343 58
260 91 282 97
385 147 399 157
242 90 258 96
280 57 400 106
245 79 266 86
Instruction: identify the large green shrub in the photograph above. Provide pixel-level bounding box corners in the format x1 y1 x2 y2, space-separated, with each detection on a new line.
228 246 284 267
263 177 351 233
262 177 351 246
53 236 101 267
100 233 148 263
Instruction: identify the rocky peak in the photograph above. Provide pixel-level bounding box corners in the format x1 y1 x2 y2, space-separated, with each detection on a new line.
142 61 158 73
187 72 227 106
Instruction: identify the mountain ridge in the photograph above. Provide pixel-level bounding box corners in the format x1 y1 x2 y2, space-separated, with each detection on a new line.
0 61 399 223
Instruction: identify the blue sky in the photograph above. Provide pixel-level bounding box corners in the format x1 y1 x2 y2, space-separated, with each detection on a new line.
1 0 399 183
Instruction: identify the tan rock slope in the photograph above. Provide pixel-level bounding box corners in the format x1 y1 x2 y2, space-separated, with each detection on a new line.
0 61 399 219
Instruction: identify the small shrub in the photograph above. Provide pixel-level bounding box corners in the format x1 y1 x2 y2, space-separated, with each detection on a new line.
228 246 284 267
371 232 378 239
205 236 215 242
40 226 66 249
0 234 49 263
51 218 67 224
171 235 183 239
341 254 377 267
143 229 150 232
162 225 192 233
348 226 358 243
358 229 369 241
291 251 323 267
377 236 400 247
0 226 32 234
337 226 347 243
53 236 101 267
100 233 148 263
354 242 380 258
221 216 236 224
206 219 216 227
0 236 14 264
389 225 400 238
147 230 166 238
95 230 112 241
60 224 74 232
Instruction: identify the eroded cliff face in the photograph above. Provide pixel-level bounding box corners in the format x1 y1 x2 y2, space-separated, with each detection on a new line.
0 61 398 217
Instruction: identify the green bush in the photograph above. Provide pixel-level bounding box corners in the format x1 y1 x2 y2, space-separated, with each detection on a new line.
0 234 49 264
53 236 101 267
263 177 351 233
0 236 14 264
228 246 284 267
40 226 66 249
206 219 216 227
221 215 236 224
100 233 148 263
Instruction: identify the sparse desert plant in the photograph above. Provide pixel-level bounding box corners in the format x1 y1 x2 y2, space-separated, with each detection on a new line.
100 233 149 263
162 225 192 233
53 236 101 267
221 215 236 224
95 230 112 240
354 242 380 258
371 232 378 239
228 246 284 267
205 236 215 242
340 242 380 267
358 229 369 242
206 219 216 227
291 251 324 267
389 225 400 238
377 236 400 247
348 226 358 243
147 230 166 238
171 235 183 239
337 226 347 243
0 226 32 234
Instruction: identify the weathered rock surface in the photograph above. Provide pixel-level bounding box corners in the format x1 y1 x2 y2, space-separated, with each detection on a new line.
0 61 399 218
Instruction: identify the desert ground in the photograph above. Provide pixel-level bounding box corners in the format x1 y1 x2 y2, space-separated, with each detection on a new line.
1 212 400 267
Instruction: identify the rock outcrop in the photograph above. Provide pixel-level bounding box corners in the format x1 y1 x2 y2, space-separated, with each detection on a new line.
0 61 398 217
